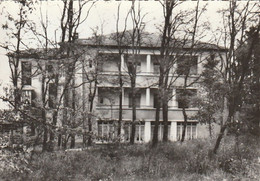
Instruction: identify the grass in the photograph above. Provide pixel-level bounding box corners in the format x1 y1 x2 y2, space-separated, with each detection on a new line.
1 134 259 181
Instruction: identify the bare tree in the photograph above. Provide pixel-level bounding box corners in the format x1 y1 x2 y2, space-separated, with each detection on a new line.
125 1 146 144
113 3 130 139
57 0 94 149
212 0 259 154
0 0 34 147
151 0 207 145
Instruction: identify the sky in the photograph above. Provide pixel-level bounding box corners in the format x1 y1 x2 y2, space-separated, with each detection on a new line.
0 0 251 109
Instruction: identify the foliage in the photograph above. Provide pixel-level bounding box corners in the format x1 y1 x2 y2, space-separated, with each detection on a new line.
195 54 227 136
0 135 259 181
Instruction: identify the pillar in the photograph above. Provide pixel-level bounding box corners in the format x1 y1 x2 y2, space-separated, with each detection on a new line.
173 60 177 74
144 121 151 142
147 54 151 73
170 121 177 141
146 88 150 107
172 89 178 108
121 54 125 72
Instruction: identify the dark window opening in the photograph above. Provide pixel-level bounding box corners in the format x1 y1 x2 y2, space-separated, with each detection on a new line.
68 64 74 74
153 62 160 74
153 91 161 108
99 96 104 104
129 93 141 108
22 62 32 86
47 64 55 79
47 64 53 73
89 60 92 68
48 83 57 108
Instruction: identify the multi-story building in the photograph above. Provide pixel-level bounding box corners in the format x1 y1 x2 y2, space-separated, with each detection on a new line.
10 33 226 144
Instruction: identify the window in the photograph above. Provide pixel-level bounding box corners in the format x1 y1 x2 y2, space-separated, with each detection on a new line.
124 123 131 141
129 93 141 108
127 61 141 74
47 64 55 79
97 121 117 142
135 123 145 142
89 60 92 68
176 89 197 108
68 64 74 74
177 122 197 140
99 96 104 104
48 83 57 108
21 90 32 105
153 62 160 74
123 122 144 142
177 55 198 75
151 122 170 141
99 53 120 72
21 62 32 85
153 91 161 108
125 54 143 73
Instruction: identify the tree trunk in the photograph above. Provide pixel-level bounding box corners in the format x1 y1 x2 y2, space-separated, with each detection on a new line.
181 107 188 142
213 123 227 154
49 110 57 151
118 83 123 138
130 84 136 144
42 110 48 152
152 104 160 147
162 101 168 142
87 116 92 146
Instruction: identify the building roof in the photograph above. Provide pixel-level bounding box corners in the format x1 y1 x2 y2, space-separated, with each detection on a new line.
7 31 226 59
75 31 226 51
7 48 64 59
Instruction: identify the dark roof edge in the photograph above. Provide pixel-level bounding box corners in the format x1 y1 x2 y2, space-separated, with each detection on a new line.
80 44 228 52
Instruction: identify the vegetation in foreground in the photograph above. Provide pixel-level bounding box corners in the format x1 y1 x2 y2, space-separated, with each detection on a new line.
0 134 259 181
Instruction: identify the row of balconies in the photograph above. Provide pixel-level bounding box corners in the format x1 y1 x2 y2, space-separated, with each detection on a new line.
96 87 198 121
98 54 200 75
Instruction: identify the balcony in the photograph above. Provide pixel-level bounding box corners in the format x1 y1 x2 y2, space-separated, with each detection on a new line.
98 72 199 88
97 86 198 121
96 105 198 121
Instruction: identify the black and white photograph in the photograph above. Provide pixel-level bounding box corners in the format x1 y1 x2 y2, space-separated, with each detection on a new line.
0 0 259 180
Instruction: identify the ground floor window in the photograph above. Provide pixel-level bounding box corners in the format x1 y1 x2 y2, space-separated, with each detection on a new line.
135 124 144 142
151 122 170 141
98 121 145 143
177 122 197 140
123 122 145 143
123 123 131 141
97 121 117 142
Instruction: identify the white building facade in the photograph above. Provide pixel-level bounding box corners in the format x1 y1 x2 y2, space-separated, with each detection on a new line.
14 35 225 143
